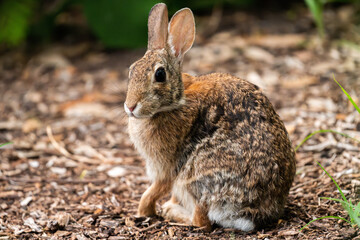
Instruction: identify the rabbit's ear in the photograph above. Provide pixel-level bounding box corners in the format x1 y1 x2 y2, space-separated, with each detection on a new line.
168 8 195 58
148 3 169 50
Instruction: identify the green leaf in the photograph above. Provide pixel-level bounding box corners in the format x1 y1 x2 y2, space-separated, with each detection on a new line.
300 215 351 231
333 74 360 115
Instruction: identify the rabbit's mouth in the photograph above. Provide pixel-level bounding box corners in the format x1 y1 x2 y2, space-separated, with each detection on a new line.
129 113 153 119
124 102 154 119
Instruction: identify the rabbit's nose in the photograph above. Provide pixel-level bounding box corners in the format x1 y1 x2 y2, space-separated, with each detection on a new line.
125 103 137 113
128 104 137 112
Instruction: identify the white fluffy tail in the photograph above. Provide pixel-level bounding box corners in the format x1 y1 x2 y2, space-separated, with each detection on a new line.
208 205 255 232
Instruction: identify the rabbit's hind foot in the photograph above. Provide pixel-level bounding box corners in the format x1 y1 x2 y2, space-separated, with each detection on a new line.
162 197 212 231
162 199 192 225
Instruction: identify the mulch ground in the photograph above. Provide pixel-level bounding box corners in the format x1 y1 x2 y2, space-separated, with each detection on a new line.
1 8 360 240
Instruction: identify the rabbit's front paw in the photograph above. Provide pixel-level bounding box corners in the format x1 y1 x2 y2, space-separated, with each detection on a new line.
162 201 192 224
137 204 157 217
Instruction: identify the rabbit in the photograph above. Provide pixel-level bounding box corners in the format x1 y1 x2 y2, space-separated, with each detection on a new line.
124 3 296 232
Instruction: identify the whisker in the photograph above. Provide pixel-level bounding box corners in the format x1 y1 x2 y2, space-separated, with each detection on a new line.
109 106 128 122
105 80 127 95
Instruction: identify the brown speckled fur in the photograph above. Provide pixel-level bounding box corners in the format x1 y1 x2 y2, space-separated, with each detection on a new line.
125 3 296 231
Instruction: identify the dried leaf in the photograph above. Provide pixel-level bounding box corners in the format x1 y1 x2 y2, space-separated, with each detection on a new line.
243 47 274 63
125 217 135 227
246 34 306 48
55 212 71 227
22 118 42 133
278 230 299 236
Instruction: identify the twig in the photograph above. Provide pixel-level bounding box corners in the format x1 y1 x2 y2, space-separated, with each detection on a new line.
302 140 359 152
291 178 321 191
46 126 102 164
168 222 191 227
192 226 210 231
137 222 162 232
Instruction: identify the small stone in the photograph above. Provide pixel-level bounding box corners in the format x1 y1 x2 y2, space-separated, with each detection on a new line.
29 161 39 168
20 196 33 207
107 166 127 178
50 167 67 175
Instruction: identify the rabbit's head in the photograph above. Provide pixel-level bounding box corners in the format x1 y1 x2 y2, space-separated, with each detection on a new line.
125 3 195 118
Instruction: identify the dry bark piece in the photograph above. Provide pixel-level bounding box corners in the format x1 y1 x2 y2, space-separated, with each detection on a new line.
278 229 299 236
0 121 23 130
0 191 22 199
54 230 72 237
55 212 71 228
246 34 306 48
99 220 119 228
243 46 274 63
23 217 42 232
125 217 135 227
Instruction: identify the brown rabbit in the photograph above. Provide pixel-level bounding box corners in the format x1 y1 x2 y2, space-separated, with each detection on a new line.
124 3 296 231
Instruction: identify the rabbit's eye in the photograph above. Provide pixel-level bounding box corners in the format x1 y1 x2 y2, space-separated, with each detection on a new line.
155 67 166 82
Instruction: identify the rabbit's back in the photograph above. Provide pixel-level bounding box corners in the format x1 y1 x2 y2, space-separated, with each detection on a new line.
175 73 296 227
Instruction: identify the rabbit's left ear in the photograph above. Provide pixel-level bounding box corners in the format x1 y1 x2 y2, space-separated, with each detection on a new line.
168 8 195 59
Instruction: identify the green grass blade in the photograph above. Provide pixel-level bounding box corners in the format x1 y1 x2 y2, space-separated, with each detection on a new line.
333 74 360 114
305 0 325 38
321 197 348 204
354 203 360 226
295 129 360 152
0 142 13 148
317 162 348 203
355 202 360 215
321 197 353 214
300 215 351 231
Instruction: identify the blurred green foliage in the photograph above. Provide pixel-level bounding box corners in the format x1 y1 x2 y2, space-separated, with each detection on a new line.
166 0 254 13
0 0 258 49
0 0 36 46
305 0 325 38
82 0 159 48
305 0 359 38
0 0 358 49
81 0 255 48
